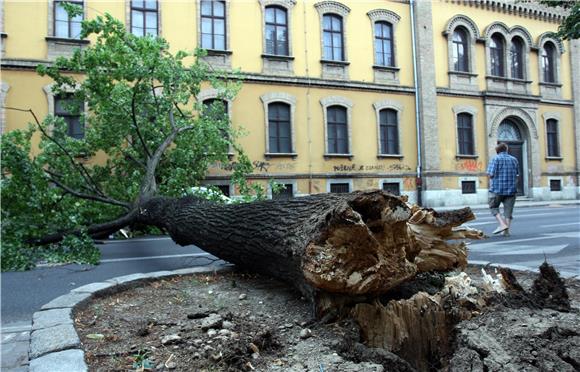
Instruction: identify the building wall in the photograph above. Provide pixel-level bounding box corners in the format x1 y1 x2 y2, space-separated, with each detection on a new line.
1 0 577 206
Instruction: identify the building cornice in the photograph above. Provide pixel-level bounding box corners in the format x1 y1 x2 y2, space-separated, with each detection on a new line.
445 0 568 24
437 87 574 107
1 58 417 95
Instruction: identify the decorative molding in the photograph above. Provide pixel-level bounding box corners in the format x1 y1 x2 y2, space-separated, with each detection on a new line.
446 0 568 24
367 9 400 24
483 22 510 39
314 1 350 17
489 107 538 140
258 0 296 8
537 32 565 54
443 14 481 39
509 26 533 50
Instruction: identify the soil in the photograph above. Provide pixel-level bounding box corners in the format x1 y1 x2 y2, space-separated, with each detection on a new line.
74 265 580 372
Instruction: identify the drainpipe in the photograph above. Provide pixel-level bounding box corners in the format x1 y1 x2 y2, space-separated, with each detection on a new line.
410 0 423 206
303 0 313 194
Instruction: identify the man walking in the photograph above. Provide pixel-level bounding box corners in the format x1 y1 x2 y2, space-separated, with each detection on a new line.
487 142 519 236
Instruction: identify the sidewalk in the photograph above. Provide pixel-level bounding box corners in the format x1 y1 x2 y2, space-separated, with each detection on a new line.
1 322 31 371
434 198 580 211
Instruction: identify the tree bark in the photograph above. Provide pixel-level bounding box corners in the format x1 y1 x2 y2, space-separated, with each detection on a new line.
138 190 483 313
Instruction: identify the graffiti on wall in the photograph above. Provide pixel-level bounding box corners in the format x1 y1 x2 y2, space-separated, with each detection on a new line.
332 163 412 172
455 159 484 172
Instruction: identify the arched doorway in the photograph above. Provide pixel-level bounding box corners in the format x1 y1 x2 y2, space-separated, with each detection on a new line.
497 118 526 195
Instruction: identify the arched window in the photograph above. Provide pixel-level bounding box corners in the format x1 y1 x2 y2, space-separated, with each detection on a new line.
265 6 288 56
542 42 556 83
327 105 348 154
490 34 505 77
268 102 291 153
322 14 344 61
457 113 474 155
546 118 560 157
379 109 398 154
510 37 524 79
201 0 226 50
452 27 469 72
374 21 394 67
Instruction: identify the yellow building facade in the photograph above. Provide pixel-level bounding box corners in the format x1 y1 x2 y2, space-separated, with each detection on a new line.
1 0 578 206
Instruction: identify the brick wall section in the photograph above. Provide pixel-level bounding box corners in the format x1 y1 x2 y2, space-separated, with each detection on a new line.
412 0 441 191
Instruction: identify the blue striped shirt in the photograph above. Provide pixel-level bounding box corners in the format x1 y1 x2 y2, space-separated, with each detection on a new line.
487 151 519 195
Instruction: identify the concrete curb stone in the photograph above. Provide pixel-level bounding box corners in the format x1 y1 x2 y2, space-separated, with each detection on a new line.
29 349 87 372
29 324 80 359
31 308 73 331
27 265 228 372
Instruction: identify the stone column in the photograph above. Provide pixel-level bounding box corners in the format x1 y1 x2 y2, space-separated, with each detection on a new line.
570 39 580 198
412 0 442 205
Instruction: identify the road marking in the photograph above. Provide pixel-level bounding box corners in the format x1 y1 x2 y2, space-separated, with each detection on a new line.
473 212 573 221
470 231 580 248
465 222 495 226
473 244 569 255
540 222 580 228
100 252 212 263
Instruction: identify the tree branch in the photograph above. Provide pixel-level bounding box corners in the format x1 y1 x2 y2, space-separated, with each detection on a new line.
30 209 139 246
130 80 152 159
46 170 131 209
5 107 106 197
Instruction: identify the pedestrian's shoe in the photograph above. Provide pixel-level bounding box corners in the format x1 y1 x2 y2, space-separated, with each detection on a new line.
502 229 510 237
493 226 509 234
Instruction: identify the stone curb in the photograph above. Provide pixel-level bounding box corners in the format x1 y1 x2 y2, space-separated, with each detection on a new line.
28 264 232 372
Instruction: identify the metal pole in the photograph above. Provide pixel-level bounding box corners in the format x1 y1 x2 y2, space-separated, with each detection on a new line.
410 0 423 206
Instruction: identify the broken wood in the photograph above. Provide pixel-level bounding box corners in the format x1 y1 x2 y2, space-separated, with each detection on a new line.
138 190 483 314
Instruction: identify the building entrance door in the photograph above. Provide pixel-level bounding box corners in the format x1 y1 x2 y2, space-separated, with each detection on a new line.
497 119 526 196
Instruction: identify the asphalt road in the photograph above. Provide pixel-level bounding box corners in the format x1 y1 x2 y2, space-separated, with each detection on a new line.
466 204 580 278
1 237 220 326
1 204 579 328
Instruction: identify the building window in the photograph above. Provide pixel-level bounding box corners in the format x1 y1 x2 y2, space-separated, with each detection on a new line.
327 105 348 154
374 21 393 67
54 0 83 38
490 34 505 77
201 0 226 50
461 181 476 194
330 182 350 193
55 94 84 139
510 37 524 80
550 179 562 192
382 182 400 196
322 14 344 61
265 6 288 56
452 27 469 72
542 42 556 83
546 118 560 157
131 0 158 37
216 184 230 197
457 113 474 155
268 102 291 153
272 184 294 200
379 109 398 155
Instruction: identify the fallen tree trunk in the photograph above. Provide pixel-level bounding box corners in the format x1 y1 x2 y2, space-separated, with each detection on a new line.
138 190 483 313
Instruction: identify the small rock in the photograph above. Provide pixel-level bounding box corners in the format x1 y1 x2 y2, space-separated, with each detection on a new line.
230 332 240 339
249 316 257 321
239 294 247 300
222 320 235 329
203 345 214 353
211 352 223 361
283 323 293 328
166 361 177 369
193 339 203 347
299 329 312 339
531 350 538 357
249 343 260 354
252 352 260 360
207 329 217 337
156 363 165 370
161 334 182 345
130 344 137 350
193 352 201 359
201 313 223 330
299 321 308 327
218 329 231 337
